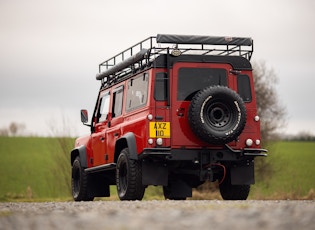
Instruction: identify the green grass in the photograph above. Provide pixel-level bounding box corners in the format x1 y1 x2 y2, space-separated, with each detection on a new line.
0 137 73 201
251 141 315 199
0 137 314 201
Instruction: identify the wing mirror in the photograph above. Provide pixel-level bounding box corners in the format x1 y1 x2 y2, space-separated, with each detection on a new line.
80 109 89 124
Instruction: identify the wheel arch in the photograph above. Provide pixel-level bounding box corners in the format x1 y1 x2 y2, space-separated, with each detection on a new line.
114 132 138 162
70 145 88 168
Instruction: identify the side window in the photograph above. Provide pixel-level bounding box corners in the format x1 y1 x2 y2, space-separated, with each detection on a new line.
154 72 167 101
237 74 252 102
126 73 149 112
112 85 124 118
98 93 110 122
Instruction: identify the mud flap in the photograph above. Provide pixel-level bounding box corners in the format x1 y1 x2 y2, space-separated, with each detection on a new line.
142 160 168 186
230 163 255 185
165 180 192 198
87 174 110 197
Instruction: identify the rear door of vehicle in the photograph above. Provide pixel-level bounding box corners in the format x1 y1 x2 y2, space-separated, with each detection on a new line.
170 62 230 147
106 84 124 163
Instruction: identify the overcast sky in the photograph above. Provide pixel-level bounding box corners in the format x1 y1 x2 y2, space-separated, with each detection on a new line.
0 0 314 136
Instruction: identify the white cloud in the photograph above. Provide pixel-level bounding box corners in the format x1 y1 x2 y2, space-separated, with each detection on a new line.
1 0 315 136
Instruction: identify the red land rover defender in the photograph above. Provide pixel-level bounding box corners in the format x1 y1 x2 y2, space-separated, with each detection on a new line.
71 34 267 201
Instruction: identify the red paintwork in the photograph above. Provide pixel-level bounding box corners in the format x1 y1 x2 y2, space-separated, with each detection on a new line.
75 59 261 169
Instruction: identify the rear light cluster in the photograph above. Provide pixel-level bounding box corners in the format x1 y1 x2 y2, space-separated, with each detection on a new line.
245 138 261 147
148 138 163 146
245 115 261 147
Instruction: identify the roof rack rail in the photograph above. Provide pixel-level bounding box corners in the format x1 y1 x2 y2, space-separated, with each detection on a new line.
97 34 253 87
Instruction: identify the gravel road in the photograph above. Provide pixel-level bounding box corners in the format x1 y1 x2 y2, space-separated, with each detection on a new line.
1 200 314 230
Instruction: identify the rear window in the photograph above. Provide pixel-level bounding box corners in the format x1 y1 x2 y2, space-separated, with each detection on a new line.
177 68 227 101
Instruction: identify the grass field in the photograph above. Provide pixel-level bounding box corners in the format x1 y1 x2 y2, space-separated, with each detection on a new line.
0 137 72 200
0 137 314 201
250 141 315 199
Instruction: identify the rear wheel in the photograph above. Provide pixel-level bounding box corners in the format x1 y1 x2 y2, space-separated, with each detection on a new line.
116 148 145 200
72 157 94 201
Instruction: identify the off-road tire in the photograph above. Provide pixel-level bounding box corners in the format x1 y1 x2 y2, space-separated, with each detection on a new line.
219 170 250 200
116 148 145 201
188 85 246 144
72 157 94 201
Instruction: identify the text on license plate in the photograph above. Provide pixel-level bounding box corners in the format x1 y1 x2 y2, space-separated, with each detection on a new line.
149 122 170 138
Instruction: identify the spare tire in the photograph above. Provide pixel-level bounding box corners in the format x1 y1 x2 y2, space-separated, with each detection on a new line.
188 86 246 144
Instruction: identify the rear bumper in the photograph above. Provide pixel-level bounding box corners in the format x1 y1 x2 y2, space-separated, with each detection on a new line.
140 145 267 186
140 145 267 162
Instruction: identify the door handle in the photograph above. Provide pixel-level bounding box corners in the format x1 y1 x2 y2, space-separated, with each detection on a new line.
100 137 105 141
114 133 119 137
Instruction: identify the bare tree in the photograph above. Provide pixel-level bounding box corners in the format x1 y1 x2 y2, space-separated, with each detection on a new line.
253 61 287 142
1 122 27 136
9 123 18 135
0 128 9 136
252 61 287 183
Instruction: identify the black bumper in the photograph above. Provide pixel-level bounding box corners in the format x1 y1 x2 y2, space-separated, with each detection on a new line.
140 145 267 162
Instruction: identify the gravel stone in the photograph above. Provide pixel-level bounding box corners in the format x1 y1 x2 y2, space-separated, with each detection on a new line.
1 200 314 230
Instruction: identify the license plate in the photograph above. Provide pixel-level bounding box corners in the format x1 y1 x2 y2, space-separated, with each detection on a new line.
149 122 170 138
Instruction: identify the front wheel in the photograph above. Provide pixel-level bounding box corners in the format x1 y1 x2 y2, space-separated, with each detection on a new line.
72 157 93 201
116 148 145 200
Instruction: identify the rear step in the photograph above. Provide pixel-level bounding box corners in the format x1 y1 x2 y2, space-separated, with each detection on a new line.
85 163 116 174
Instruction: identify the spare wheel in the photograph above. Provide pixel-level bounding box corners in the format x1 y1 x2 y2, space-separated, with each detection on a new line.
188 86 246 144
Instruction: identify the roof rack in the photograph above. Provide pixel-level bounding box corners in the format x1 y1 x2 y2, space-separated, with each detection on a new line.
97 34 253 87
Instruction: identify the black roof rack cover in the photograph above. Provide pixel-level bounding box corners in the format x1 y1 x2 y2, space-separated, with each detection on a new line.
156 34 252 46
96 49 148 81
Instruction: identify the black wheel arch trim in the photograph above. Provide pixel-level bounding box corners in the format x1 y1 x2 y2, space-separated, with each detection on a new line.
70 145 88 168
115 132 138 161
